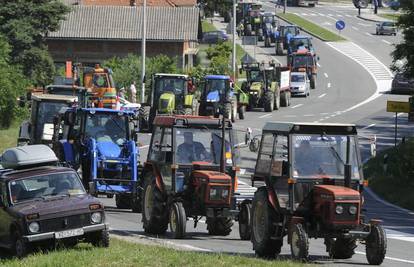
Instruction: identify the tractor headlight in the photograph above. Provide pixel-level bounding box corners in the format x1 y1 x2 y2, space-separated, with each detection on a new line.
91 212 102 224
335 205 344 215
28 222 40 233
349 205 358 215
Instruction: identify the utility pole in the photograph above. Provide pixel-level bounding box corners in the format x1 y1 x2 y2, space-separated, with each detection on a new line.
284 0 287 13
140 0 147 103
232 0 237 80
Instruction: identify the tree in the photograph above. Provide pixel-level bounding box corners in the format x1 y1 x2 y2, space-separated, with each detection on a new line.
391 0 414 77
0 0 70 86
0 35 29 128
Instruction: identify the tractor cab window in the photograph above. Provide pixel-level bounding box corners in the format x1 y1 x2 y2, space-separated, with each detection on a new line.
35 101 69 142
155 78 186 96
248 70 263 82
205 79 229 95
92 73 109 88
292 134 361 179
283 27 296 36
292 55 313 67
291 39 311 50
84 113 127 145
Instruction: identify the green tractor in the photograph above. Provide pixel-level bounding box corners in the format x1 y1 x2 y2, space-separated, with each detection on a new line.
243 3 264 41
139 73 198 131
240 62 291 112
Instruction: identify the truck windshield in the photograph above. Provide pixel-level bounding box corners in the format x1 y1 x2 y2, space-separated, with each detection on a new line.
205 79 229 95
84 112 127 145
9 172 85 204
175 128 239 165
155 77 186 96
292 134 361 179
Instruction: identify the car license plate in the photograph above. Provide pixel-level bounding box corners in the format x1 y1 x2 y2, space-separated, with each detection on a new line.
55 228 84 239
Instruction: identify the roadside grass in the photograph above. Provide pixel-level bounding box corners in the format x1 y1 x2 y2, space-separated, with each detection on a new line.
378 13 400 21
0 122 20 153
276 13 346 42
364 138 414 211
0 238 304 267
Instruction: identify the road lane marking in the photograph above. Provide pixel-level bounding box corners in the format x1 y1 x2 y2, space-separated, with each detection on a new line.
303 114 314 117
324 72 329 78
259 113 272 119
317 62 321 67
361 123 376 130
352 26 359 31
318 93 327 98
365 32 371 36
358 22 371 27
382 39 391 45
337 14 343 17
355 251 414 264
284 115 297 118
345 14 352 17
327 82 331 88
291 104 303 109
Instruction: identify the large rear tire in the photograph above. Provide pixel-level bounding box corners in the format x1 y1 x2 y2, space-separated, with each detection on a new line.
238 105 246 120
366 224 387 265
169 202 186 239
239 201 252 240
251 187 283 258
310 75 316 89
142 178 168 235
206 217 233 236
264 92 274 112
290 223 309 261
276 42 284 55
274 90 280 110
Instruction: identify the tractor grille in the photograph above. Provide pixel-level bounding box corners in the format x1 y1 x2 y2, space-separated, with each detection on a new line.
334 203 358 221
39 214 91 233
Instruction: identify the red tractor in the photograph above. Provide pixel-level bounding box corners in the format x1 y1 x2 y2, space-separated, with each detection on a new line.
249 122 386 264
140 115 246 239
288 49 318 89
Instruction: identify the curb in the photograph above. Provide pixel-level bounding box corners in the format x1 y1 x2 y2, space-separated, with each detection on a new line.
357 14 384 23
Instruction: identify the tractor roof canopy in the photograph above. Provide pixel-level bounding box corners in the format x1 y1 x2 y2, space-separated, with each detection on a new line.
153 115 232 128
204 75 230 80
263 122 357 135
154 73 188 79
31 93 78 103
80 107 136 116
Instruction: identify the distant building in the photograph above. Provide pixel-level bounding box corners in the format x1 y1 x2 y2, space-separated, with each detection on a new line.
62 0 196 7
47 5 200 69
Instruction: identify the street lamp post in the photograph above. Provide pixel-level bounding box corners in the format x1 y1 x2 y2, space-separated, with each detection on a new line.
141 0 147 103
232 0 237 80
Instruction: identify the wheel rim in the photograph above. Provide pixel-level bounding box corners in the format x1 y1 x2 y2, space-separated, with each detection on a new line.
15 239 23 256
253 200 265 242
291 229 300 257
144 184 153 220
170 206 177 233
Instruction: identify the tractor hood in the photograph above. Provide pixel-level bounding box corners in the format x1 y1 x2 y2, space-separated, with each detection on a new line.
206 90 220 102
313 185 360 200
249 82 262 91
158 92 175 113
97 141 121 158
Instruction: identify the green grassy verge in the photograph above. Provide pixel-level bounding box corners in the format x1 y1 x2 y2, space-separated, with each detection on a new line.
276 13 346 42
364 138 414 211
378 13 400 21
1 238 304 267
0 122 20 153
202 20 217 32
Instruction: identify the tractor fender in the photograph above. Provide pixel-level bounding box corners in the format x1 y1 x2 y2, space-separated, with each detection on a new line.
267 186 279 210
60 140 75 163
143 162 164 193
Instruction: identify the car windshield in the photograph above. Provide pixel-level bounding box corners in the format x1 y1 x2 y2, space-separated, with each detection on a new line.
383 22 395 27
248 70 264 82
205 79 229 95
292 134 361 179
8 172 85 204
85 112 128 145
36 101 70 141
155 77 186 96
175 127 239 165
291 74 305 82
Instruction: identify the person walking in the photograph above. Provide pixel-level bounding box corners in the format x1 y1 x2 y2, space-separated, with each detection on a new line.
129 81 137 103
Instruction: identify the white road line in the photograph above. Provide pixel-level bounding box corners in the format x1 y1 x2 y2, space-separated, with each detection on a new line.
337 14 343 17
358 22 371 27
318 93 327 98
317 62 321 67
352 26 359 31
355 251 414 264
345 14 352 17
324 72 329 78
291 104 303 109
382 39 391 45
361 123 376 130
327 82 331 88
259 113 272 119
284 115 297 118
365 32 371 36
303 114 314 117
327 13 333 16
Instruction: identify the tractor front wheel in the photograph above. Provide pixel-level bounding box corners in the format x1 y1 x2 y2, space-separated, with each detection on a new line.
290 223 309 261
142 178 168 235
327 237 356 259
366 224 387 265
239 201 252 240
280 91 291 107
251 187 283 258
115 194 131 209
169 202 186 239
264 92 274 112
206 217 233 236
238 105 246 120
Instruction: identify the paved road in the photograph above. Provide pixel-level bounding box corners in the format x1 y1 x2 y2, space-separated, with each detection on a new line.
105 3 414 266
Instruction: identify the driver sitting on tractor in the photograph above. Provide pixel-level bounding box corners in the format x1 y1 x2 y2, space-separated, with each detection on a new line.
294 140 321 176
177 132 210 163
164 80 176 93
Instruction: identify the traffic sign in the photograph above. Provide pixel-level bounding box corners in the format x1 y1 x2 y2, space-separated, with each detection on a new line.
336 20 346 31
386 100 410 113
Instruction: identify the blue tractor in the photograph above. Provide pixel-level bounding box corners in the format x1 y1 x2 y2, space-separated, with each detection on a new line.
275 25 301 55
52 107 141 211
287 35 315 56
261 12 278 47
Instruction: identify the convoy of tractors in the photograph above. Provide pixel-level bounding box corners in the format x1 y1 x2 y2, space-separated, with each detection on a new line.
0 2 387 265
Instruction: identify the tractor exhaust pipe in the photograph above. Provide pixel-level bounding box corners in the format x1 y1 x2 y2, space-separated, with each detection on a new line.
220 116 226 174
344 136 351 188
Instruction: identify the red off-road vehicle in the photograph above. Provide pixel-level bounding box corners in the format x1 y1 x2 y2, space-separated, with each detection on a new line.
249 122 386 264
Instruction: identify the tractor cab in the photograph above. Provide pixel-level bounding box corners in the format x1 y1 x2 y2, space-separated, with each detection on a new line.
199 75 234 117
288 49 318 88
45 84 89 108
248 122 386 264
288 36 314 55
18 94 77 146
275 25 300 55
83 65 117 109
141 115 241 239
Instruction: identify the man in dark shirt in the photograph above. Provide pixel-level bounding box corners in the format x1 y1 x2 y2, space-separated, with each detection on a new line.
177 132 209 163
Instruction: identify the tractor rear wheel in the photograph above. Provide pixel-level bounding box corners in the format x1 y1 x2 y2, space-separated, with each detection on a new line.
276 42 284 55
265 37 271 47
366 224 387 265
327 237 356 259
169 202 186 239
239 201 252 240
310 75 316 89
142 178 168 235
206 217 233 236
264 92 274 112
245 24 252 36
290 223 309 261
238 105 246 120
251 187 283 258
274 91 280 110
280 91 289 107
223 103 232 120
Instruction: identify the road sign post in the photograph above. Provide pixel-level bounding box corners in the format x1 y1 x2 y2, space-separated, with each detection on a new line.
335 20 346 35
386 100 411 147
